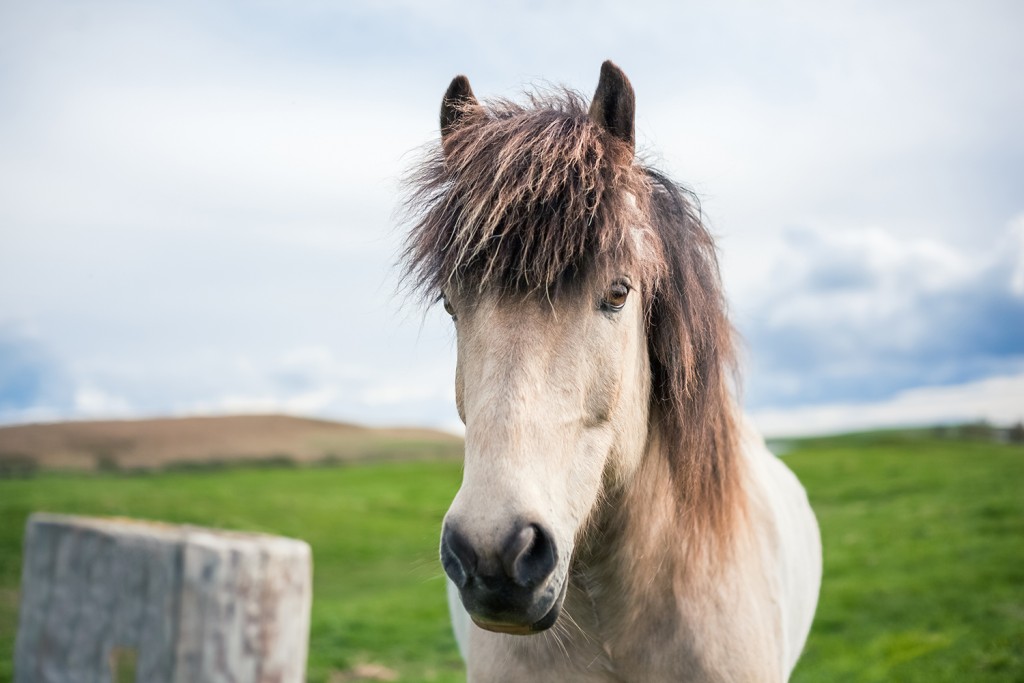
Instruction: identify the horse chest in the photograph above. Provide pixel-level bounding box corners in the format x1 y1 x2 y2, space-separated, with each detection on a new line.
562 545 787 682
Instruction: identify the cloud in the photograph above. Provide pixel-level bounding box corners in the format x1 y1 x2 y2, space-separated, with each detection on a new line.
0 335 460 429
1 1 1022 433
738 216 1024 409
182 342 458 427
751 371 1024 438
73 385 133 417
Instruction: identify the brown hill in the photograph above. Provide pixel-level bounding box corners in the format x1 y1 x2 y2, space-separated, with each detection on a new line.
0 414 463 472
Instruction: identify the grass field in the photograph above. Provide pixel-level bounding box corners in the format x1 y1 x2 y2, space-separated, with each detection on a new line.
1 431 1022 681
787 431 1024 682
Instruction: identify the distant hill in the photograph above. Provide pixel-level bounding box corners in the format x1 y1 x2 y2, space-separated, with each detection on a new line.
0 415 463 473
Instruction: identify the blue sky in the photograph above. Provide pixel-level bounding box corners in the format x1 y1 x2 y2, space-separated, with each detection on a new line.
1 0 1022 435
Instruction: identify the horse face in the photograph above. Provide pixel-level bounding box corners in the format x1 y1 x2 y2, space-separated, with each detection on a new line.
440 278 651 634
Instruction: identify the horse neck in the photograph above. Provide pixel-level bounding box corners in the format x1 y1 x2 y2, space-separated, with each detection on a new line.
577 433 689 585
570 427 750 648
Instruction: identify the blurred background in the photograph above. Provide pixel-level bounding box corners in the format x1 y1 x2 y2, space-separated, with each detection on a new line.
2 0 1021 436
1 2 1023 682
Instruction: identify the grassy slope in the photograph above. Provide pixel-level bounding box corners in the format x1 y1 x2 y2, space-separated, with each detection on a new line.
787 432 1024 682
0 433 1021 681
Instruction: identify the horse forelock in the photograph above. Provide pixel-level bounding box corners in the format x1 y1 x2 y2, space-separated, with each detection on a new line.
401 89 660 298
401 88 743 549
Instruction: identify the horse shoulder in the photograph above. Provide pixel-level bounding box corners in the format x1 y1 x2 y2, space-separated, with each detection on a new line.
737 417 823 677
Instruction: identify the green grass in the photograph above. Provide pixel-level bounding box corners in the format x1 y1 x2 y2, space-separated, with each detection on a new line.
1 433 1022 681
0 461 466 683
787 432 1024 682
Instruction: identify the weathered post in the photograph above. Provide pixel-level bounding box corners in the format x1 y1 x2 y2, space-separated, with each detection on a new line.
14 513 312 683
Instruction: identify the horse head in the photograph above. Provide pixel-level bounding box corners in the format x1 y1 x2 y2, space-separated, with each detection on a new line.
403 61 737 636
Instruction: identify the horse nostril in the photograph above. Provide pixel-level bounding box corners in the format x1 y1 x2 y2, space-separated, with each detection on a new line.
441 524 477 589
503 523 557 588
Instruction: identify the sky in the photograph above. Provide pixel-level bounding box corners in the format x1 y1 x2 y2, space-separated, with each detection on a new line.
1 0 1022 436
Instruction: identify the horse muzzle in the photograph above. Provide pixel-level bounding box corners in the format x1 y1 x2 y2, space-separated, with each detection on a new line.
441 520 566 633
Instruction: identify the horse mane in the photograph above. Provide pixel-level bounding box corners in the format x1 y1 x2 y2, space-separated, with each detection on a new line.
402 89 741 543
402 90 660 297
644 169 742 547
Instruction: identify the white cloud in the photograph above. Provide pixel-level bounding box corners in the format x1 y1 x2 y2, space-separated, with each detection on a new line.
361 381 453 407
751 371 1024 438
43 342 460 429
73 385 133 417
189 387 341 417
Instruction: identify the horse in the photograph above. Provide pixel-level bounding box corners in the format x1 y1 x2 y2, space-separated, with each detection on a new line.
401 61 821 682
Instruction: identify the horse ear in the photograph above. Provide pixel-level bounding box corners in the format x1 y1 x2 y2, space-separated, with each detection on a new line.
440 75 479 140
588 60 635 153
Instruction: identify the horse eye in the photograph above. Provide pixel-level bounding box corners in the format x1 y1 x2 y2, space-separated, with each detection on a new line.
442 294 457 319
601 282 630 311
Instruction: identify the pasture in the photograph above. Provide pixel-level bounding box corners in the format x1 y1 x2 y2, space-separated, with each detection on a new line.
1 431 1021 682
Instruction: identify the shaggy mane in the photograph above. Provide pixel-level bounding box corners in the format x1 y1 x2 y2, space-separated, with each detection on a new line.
402 89 741 545
402 90 659 297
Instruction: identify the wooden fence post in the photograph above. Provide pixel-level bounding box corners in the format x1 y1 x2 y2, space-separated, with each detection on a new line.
14 513 313 683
